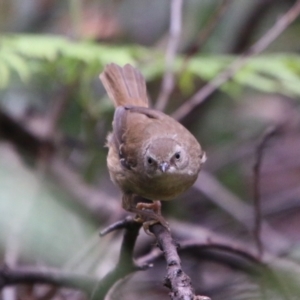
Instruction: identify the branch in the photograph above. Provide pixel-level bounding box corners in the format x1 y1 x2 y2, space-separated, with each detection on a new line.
91 218 148 300
97 219 210 300
194 171 293 255
1 220 295 299
253 126 279 257
172 0 300 121
176 242 290 300
140 222 291 299
150 223 210 300
0 265 97 295
0 110 54 158
139 240 262 277
155 0 183 112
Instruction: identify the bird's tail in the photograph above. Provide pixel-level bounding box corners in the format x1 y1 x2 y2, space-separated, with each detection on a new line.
99 63 148 108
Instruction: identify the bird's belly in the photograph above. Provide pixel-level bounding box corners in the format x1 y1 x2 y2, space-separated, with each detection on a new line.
131 172 197 200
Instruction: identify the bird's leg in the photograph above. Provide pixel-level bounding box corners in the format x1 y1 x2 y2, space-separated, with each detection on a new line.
136 200 170 234
122 194 169 235
136 200 162 215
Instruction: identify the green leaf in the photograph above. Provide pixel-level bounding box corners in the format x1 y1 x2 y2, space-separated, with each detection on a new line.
187 55 230 80
1 50 30 83
1 34 300 100
179 70 195 95
0 60 10 88
1 34 68 61
233 55 300 97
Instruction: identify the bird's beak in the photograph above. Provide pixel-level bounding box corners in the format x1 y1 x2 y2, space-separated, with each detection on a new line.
159 162 169 173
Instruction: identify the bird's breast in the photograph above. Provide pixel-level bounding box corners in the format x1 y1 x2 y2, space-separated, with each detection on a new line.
125 169 198 200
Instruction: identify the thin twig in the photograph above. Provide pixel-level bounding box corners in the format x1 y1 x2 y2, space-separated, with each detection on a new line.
138 239 262 276
172 0 300 121
100 216 135 236
253 126 278 258
155 0 183 112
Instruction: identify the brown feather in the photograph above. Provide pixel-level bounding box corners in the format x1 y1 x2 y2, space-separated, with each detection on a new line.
99 63 148 107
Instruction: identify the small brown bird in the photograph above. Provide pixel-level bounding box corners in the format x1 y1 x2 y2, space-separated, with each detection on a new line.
100 63 206 231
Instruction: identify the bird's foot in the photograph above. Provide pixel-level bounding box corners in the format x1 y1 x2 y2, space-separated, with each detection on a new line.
135 201 170 235
122 195 170 236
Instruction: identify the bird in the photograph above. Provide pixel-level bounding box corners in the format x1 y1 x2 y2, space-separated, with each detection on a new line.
100 63 206 232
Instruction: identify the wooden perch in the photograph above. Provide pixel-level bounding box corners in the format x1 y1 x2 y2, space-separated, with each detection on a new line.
151 223 210 300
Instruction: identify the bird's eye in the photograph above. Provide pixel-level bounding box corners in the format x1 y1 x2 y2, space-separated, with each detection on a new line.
175 152 181 160
147 157 153 164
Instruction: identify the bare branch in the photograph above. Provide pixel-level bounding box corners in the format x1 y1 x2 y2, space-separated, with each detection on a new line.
99 219 211 299
172 0 300 121
100 216 136 236
0 265 97 295
150 224 210 300
155 0 183 112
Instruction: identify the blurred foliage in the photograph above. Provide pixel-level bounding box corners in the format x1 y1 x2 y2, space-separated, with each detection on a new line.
0 146 98 267
1 1 300 299
2 34 300 107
